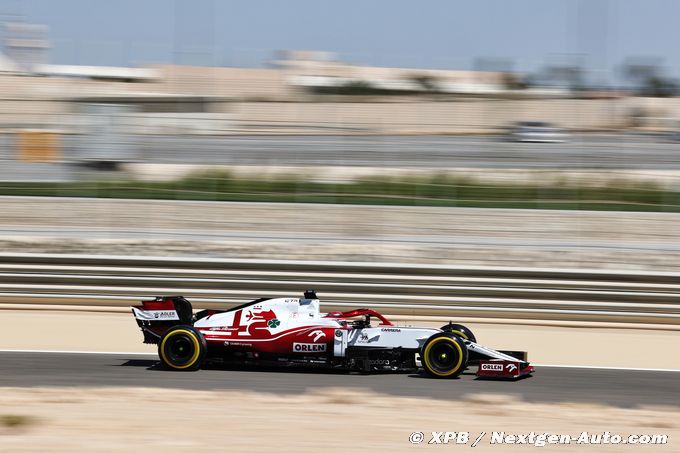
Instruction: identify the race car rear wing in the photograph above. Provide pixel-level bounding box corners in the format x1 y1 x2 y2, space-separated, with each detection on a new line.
131 296 193 323
131 296 194 343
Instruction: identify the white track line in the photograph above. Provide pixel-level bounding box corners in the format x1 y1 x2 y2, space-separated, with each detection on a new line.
1 349 680 372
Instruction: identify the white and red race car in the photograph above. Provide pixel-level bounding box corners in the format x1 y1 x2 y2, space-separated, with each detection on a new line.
132 290 533 379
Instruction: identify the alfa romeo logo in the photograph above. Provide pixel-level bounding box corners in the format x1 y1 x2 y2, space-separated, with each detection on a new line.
267 318 280 328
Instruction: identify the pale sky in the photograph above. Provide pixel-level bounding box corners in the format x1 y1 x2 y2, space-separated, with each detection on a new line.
3 0 679 83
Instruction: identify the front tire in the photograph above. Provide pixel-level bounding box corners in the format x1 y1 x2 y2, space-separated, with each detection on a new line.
158 325 207 371
421 333 468 379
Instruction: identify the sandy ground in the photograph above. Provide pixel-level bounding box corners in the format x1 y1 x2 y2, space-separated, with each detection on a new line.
1 310 679 369
0 387 676 452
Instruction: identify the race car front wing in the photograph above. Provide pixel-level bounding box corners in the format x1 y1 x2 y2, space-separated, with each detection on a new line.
476 360 535 379
466 340 534 379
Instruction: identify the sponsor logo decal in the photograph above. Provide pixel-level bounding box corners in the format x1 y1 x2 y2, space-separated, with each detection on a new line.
133 309 178 321
153 311 177 319
506 363 518 372
308 330 326 342
381 328 401 332
224 341 253 347
480 363 504 372
293 343 327 353
267 318 281 329
348 330 374 343
369 359 391 365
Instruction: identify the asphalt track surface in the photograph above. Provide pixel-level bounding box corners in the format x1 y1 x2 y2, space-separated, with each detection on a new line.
104 134 680 169
3 134 680 182
1 351 678 408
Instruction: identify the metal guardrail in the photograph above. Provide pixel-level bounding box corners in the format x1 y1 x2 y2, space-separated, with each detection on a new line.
1 253 679 324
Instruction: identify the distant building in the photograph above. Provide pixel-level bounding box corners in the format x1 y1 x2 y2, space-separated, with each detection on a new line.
276 50 508 95
3 21 49 72
0 51 17 72
33 64 157 82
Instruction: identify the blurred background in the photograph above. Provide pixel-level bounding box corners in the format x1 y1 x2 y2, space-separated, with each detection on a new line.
2 0 680 271
3 0 680 312
0 0 680 325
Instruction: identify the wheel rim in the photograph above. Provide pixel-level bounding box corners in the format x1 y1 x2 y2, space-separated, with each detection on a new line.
166 335 195 366
428 342 458 373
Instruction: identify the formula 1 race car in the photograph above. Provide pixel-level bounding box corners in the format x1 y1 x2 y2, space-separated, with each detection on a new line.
131 290 533 379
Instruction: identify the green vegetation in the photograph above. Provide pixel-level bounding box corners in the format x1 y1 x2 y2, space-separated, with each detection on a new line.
1 171 679 212
1 414 36 429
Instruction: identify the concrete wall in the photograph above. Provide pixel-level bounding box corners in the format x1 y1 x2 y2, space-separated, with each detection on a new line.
231 98 628 133
1 70 680 134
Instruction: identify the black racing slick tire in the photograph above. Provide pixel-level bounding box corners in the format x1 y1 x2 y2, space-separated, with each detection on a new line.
440 322 476 343
421 332 469 379
158 325 207 371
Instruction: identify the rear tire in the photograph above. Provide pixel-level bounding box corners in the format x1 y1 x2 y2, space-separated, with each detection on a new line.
421 332 468 379
440 322 476 343
158 325 207 371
